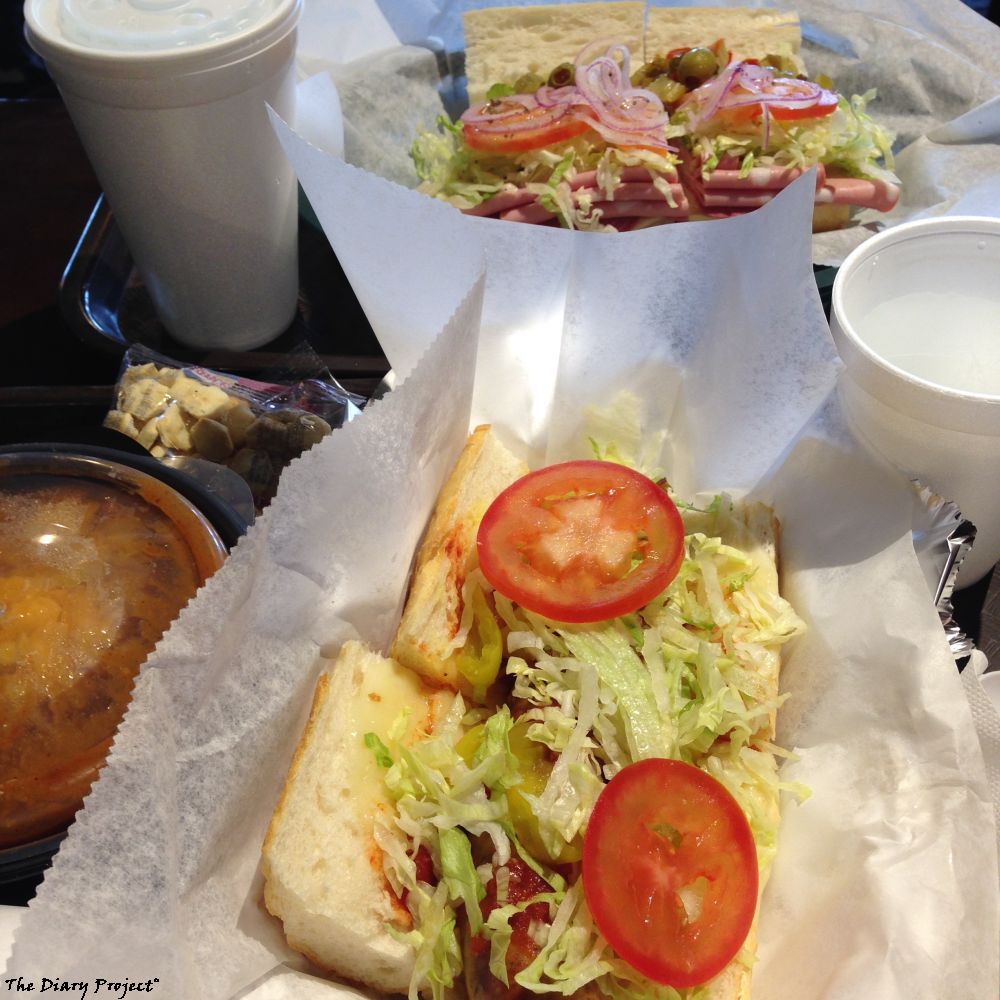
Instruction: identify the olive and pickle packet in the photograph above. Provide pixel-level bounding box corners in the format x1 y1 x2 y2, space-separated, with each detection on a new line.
104 344 365 511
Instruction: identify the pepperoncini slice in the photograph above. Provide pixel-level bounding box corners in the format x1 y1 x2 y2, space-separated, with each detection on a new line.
456 584 502 702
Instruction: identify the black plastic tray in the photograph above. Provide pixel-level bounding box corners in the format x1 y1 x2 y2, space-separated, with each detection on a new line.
59 193 391 396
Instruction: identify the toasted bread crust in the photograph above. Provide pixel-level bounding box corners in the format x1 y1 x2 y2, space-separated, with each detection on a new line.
391 425 528 689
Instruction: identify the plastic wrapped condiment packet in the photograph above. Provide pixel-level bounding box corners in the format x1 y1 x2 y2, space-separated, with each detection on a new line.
912 481 978 663
104 344 366 510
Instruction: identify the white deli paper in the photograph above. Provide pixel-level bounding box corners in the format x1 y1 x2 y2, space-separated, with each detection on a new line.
6 162 999 1000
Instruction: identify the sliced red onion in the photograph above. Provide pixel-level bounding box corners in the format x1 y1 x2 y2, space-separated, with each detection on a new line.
679 62 837 128
586 116 673 150
533 85 581 109
461 99 572 134
461 94 538 126
682 63 741 127
575 52 671 133
602 42 632 80
463 43 674 149
574 39 619 71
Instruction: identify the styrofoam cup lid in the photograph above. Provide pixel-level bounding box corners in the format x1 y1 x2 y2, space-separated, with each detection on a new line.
25 0 299 70
65 0 284 51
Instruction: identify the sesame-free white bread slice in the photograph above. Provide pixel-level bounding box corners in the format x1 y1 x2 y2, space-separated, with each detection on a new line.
391 425 528 689
463 2 645 104
262 641 454 995
643 6 802 65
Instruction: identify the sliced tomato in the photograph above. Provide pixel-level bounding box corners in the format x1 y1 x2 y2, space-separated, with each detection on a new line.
726 79 838 123
767 95 838 120
463 107 593 154
582 758 758 989
476 460 684 623
471 856 551 965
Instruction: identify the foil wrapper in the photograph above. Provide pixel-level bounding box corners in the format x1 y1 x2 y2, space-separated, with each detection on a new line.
912 481 978 662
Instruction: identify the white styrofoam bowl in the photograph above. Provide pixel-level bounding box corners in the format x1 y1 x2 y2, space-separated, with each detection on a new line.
830 216 1000 587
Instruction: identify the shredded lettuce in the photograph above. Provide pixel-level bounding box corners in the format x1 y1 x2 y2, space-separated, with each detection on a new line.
387 880 463 1000
583 390 669 483
410 121 681 231
439 825 486 933
561 626 673 761
365 731 394 769
484 891 564 985
678 90 898 185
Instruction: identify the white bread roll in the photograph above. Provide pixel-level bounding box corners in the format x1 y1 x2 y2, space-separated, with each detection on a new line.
262 641 454 995
642 6 802 65
463 2 645 104
463 5 802 106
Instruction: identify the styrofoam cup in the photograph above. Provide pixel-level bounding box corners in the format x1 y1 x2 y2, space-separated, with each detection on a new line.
830 216 1000 587
24 0 302 351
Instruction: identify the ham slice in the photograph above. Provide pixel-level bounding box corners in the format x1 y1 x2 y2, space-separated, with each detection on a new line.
500 198 689 225
466 171 689 227
681 158 826 193
682 148 899 221
465 169 685 220
818 176 900 212
463 188 538 217
687 187 776 209
460 151 898 228
568 166 680 189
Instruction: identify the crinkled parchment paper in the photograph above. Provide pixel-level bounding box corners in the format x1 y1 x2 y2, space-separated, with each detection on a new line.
6 2 999 999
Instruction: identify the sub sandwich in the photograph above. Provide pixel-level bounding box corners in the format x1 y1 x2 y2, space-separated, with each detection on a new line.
411 4 899 232
263 424 807 1000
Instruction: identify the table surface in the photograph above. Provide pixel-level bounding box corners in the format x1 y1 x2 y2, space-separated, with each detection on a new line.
2 24 999 907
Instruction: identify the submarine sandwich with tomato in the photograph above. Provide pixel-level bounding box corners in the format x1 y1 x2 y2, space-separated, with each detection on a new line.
669 58 900 232
411 4 899 231
262 425 807 1000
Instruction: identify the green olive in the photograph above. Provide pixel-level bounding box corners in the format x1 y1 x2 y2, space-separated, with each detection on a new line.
548 62 575 88
646 75 688 105
676 47 719 87
513 71 545 94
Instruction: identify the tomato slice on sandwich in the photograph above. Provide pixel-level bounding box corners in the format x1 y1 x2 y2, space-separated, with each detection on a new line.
680 62 839 129
463 104 594 154
476 460 684 623
583 758 759 989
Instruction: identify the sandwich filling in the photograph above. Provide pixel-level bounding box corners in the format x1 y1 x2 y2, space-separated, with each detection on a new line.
368 445 806 1000
412 42 685 232
411 39 898 231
